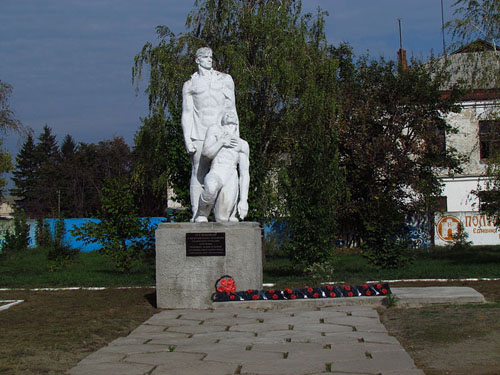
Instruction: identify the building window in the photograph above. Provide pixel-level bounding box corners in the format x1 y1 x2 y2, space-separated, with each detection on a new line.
439 196 448 212
436 127 446 155
479 120 500 160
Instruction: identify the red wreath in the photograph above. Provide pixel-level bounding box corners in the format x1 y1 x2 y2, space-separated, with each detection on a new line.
215 275 237 294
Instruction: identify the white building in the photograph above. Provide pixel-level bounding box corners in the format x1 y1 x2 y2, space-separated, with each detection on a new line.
435 41 500 245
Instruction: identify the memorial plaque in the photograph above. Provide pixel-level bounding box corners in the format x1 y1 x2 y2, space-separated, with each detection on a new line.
186 232 226 256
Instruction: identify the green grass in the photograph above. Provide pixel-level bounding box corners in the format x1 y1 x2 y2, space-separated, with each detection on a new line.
264 245 500 287
2 245 500 288
0 247 155 288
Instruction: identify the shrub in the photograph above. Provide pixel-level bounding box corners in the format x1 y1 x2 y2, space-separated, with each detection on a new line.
1 209 30 256
46 219 79 270
71 178 156 273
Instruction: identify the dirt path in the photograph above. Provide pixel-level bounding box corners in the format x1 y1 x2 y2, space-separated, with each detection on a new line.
379 280 500 375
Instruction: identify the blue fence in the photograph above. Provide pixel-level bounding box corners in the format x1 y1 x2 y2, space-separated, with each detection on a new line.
23 217 167 252
3 215 432 252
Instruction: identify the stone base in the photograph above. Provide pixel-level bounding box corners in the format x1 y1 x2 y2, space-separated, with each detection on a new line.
155 222 263 309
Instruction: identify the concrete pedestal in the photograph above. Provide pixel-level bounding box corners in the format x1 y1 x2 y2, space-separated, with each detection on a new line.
155 222 263 309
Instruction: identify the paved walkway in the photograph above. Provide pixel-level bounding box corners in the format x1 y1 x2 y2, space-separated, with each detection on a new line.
67 305 424 375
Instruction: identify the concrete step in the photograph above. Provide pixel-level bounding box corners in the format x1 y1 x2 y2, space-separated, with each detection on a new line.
213 287 485 309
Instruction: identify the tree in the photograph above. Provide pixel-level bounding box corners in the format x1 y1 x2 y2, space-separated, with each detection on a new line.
132 112 182 216
12 128 133 218
0 80 21 197
446 1 500 226
12 125 62 217
1 209 30 256
71 178 155 273
35 125 61 217
337 56 464 267
447 0 500 50
475 155 500 225
57 136 132 218
281 123 345 264
445 0 500 89
133 0 346 223
11 134 38 210
58 135 77 216
0 80 21 133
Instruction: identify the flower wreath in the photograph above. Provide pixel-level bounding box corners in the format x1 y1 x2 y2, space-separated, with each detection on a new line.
212 275 391 302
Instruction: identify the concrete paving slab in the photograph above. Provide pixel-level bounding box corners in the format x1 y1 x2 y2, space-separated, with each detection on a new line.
321 331 401 345
124 351 205 365
108 336 149 346
256 328 348 342
392 286 486 306
198 317 259 326
214 297 386 309
151 360 238 375
148 318 203 328
165 324 229 334
67 362 154 375
239 357 328 375
229 322 291 333
286 345 369 362
202 347 283 364
291 323 359 333
127 330 191 339
173 342 248 354
382 369 426 375
251 342 326 354
142 310 184 323
129 324 167 335
67 300 456 375
258 315 345 325
322 315 381 326
146 335 219 346
95 344 173 355
190 330 257 341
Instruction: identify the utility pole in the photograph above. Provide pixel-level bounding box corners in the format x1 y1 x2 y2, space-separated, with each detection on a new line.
57 189 61 218
398 18 403 51
397 19 408 70
441 0 447 56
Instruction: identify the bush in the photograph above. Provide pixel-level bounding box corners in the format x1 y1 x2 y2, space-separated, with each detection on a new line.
36 218 52 248
1 209 30 256
303 256 337 283
46 219 79 270
361 236 412 269
449 223 472 252
71 178 156 273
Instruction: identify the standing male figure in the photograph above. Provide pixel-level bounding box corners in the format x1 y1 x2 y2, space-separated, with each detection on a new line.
181 47 237 220
195 111 249 223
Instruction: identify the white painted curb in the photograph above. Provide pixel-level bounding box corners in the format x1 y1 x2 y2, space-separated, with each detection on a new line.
0 300 24 311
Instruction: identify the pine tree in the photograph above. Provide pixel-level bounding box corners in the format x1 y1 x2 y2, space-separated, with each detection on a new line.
35 125 61 217
59 134 78 217
12 126 61 217
11 134 38 212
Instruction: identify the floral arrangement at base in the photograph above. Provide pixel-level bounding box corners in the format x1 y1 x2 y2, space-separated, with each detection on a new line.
212 275 391 302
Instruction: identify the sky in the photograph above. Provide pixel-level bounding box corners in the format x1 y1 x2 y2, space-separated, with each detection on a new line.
1 0 457 166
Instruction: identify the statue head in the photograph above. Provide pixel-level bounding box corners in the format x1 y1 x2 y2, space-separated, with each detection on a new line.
221 111 239 127
195 47 213 70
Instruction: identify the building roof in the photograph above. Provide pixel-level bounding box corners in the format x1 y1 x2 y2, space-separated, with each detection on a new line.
431 40 500 99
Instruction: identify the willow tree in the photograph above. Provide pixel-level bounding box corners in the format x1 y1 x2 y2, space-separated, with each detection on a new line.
446 0 500 227
0 80 21 196
132 0 345 234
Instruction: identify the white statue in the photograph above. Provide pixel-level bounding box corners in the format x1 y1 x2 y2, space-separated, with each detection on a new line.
194 111 249 223
181 47 237 221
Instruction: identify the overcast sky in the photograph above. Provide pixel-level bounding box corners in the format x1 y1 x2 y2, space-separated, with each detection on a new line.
1 0 456 162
